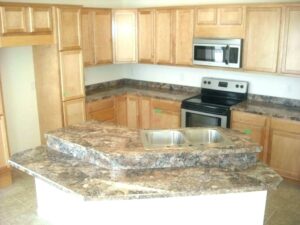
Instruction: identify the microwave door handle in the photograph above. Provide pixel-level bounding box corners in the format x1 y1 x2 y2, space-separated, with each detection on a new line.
224 45 230 64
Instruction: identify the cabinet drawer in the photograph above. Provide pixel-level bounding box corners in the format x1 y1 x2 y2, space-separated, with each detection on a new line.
231 111 267 126
86 97 114 113
88 108 115 122
271 117 300 134
151 99 181 112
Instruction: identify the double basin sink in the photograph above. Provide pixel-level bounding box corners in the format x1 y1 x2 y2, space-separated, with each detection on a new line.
140 128 233 148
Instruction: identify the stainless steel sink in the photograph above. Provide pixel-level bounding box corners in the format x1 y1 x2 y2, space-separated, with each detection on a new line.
140 128 233 148
140 130 187 148
182 129 224 145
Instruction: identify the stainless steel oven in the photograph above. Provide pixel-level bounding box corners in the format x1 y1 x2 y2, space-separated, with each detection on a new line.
181 77 248 128
181 109 228 128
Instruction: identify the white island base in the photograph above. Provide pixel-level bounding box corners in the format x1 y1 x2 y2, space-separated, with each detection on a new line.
35 178 267 225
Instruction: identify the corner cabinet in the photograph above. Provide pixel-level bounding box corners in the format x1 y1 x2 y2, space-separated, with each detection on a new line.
112 10 137 64
243 6 282 72
281 6 300 75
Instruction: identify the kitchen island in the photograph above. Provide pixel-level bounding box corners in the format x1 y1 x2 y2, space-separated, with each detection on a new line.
9 121 282 225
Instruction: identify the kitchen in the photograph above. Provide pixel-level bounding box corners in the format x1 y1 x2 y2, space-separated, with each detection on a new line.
0 0 300 224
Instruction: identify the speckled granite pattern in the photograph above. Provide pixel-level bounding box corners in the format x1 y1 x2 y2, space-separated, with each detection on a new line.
45 121 260 170
231 100 300 121
248 94 300 108
9 146 282 201
85 79 200 103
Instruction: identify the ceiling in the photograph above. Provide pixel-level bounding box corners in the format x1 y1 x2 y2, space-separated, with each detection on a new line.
2 0 299 8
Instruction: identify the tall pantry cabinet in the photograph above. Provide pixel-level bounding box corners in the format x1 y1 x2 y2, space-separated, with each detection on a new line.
33 6 85 143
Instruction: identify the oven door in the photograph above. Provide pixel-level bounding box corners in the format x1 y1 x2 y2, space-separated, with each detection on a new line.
181 109 228 128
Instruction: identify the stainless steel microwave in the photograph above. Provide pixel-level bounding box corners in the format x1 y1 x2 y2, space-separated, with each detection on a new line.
193 38 242 68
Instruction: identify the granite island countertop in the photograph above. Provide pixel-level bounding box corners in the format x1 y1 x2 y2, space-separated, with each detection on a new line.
9 121 282 201
231 100 300 122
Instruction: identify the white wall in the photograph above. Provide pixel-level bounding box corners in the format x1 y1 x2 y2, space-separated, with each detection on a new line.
84 64 130 85
128 64 300 99
0 47 41 154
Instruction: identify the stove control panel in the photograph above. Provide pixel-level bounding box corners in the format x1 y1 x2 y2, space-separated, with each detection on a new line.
202 77 248 94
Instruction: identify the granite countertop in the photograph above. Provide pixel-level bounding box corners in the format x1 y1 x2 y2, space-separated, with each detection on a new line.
231 100 300 122
86 86 197 103
45 121 261 170
9 121 282 201
9 146 282 201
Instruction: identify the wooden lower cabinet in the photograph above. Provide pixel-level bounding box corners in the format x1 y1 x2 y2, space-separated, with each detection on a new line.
151 99 181 129
86 97 115 123
63 98 86 126
0 166 12 188
269 118 300 181
230 111 268 161
86 95 179 129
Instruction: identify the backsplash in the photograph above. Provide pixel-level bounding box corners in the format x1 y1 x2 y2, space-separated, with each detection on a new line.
86 79 300 108
85 79 201 95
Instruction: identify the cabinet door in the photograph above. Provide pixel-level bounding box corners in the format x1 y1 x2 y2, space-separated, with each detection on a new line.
0 116 9 167
174 8 194 66
63 98 86 126
94 9 113 64
281 6 300 75
113 10 137 63
86 97 115 122
59 50 84 100
196 7 217 25
151 99 181 129
231 111 268 161
115 95 127 126
218 7 243 25
139 97 151 129
138 9 154 63
0 6 28 34
269 118 300 181
155 9 173 64
28 6 52 33
243 7 281 72
57 7 81 50
127 95 139 129
81 9 94 66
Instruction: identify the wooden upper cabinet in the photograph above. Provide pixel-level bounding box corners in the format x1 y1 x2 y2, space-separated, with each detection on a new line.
28 6 52 33
63 98 86 126
155 9 174 64
196 7 217 25
81 9 94 66
138 9 155 64
243 7 281 73
112 9 137 63
94 9 112 64
281 6 300 75
59 50 84 100
0 6 28 35
174 8 194 66
194 6 245 38
57 7 81 51
269 118 300 181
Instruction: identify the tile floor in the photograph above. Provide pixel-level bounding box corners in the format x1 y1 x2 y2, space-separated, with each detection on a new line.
0 169 300 225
